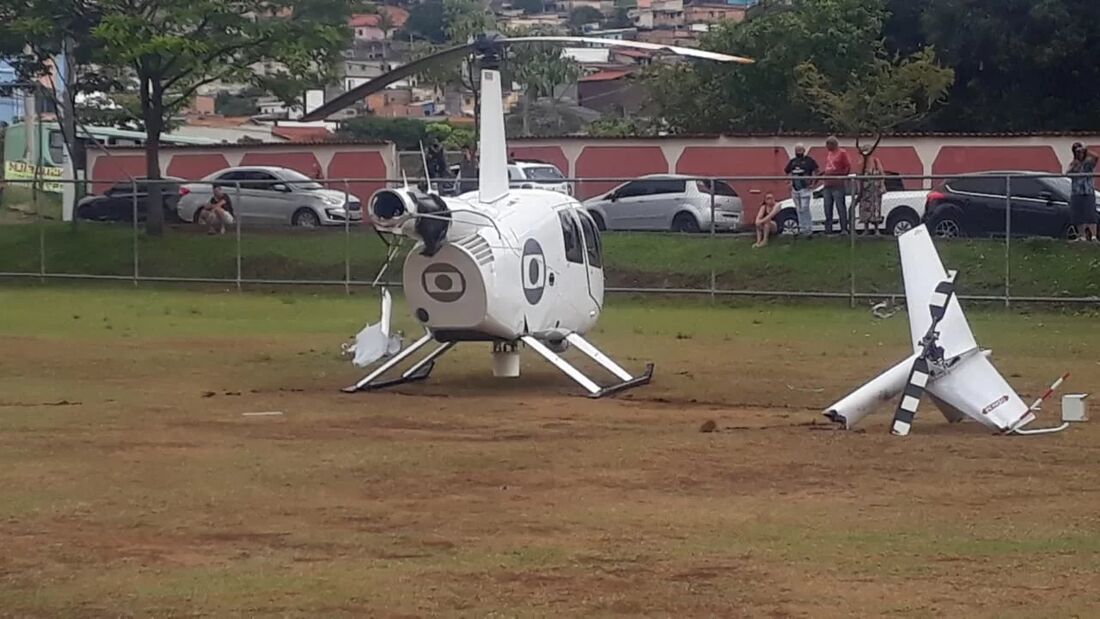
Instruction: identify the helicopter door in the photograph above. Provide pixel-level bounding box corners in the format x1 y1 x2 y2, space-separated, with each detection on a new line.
558 210 602 312
576 210 605 302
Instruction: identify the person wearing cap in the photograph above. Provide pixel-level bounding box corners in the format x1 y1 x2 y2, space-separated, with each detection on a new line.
821 136 851 234
784 143 819 236
1067 142 1098 242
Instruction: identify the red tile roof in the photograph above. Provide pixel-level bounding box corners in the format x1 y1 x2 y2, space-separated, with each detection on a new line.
272 126 334 142
348 7 409 28
579 69 632 83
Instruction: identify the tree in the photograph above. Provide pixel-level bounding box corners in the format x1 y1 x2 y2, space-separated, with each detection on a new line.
912 0 1100 131
567 6 603 33
506 30 582 136
796 47 954 140
646 0 894 133
402 0 447 43
92 0 352 235
339 116 429 149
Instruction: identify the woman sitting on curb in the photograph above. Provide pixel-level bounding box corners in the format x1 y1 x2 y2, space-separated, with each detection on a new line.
754 192 780 248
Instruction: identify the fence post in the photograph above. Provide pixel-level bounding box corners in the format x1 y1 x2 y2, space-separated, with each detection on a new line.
35 182 45 283
1004 175 1011 308
709 177 716 302
343 180 351 296
132 180 139 286
235 182 242 292
849 176 856 309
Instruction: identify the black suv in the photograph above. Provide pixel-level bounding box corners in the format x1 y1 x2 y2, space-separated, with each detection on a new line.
924 171 1099 239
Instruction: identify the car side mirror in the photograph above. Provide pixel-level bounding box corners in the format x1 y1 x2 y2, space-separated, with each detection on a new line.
271 183 290 192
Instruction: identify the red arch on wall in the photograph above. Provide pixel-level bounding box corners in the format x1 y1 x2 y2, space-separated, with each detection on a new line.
327 151 388 202
574 146 668 199
931 146 1061 177
239 152 322 177
166 154 230 181
90 155 146 193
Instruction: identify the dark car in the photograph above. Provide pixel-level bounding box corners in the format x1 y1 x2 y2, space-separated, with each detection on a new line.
923 171 1100 239
76 177 184 223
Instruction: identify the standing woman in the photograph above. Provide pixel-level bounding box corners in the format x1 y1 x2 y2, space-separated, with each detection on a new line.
857 148 885 235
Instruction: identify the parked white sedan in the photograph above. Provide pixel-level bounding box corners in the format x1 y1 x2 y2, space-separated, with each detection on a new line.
583 175 742 232
774 175 928 236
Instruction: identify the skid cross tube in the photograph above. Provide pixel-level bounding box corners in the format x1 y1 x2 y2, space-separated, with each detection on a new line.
342 332 453 393
523 335 654 398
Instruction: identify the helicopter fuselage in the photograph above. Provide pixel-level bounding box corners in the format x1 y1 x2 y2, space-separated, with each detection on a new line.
401 188 605 344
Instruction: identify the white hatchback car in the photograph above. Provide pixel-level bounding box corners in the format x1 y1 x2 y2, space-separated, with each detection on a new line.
773 174 928 236
449 160 572 195
583 174 742 232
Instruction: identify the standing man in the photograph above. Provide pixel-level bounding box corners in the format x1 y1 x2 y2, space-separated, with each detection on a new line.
784 143 818 236
821 136 851 234
1067 142 1098 242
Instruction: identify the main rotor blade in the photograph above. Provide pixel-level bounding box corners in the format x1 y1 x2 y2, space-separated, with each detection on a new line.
301 43 476 121
500 36 754 64
891 356 930 436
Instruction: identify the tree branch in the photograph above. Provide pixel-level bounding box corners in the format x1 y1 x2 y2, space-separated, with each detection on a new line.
163 68 239 110
161 36 273 93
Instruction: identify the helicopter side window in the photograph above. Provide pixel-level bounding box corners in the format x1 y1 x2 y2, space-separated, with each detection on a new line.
559 211 584 264
577 211 602 268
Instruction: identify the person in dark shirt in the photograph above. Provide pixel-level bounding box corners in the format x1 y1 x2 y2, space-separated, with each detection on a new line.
199 185 233 235
457 145 479 195
784 143 819 236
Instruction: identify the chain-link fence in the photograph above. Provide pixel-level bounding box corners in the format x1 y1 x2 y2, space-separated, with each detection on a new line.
1 173 1097 305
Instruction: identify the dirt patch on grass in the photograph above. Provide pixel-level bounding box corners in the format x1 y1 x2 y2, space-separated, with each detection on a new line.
2 298 1100 617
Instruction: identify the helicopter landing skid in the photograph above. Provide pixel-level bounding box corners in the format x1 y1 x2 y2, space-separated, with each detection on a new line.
522 334 654 399
342 333 455 393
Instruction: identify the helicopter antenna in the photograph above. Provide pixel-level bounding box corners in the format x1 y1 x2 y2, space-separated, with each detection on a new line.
418 140 433 193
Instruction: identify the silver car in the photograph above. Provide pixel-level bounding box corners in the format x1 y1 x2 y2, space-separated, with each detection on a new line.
176 166 362 227
583 175 742 232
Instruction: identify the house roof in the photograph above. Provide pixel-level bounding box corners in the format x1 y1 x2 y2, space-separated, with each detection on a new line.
579 69 632 82
348 7 409 29
272 125 333 142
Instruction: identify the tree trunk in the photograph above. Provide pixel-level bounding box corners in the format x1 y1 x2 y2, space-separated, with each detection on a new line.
142 76 165 236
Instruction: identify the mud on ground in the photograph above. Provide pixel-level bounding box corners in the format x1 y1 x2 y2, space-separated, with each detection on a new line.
2 289 1099 617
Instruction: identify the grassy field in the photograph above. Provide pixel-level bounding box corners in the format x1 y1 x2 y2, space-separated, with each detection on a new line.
2 221 1100 298
2 285 1100 617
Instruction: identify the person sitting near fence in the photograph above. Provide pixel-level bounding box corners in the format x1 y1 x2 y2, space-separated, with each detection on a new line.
753 192 780 248
199 185 234 235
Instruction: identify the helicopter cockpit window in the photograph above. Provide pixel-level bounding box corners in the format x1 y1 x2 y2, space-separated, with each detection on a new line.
559 211 584 264
577 211 603 268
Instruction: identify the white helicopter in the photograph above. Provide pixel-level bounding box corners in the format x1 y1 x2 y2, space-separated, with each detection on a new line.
303 33 751 397
824 224 1072 436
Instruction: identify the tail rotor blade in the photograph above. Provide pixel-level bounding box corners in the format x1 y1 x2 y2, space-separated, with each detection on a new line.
891 357 931 436
927 273 956 331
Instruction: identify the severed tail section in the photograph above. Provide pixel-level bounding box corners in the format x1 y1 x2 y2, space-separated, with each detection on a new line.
890 274 956 436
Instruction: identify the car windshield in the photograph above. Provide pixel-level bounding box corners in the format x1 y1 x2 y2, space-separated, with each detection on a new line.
280 169 324 190
524 166 564 181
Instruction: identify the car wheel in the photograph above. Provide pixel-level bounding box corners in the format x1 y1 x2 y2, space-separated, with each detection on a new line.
932 215 964 239
773 209 799 235
671 212 701 233
589 211 606 231
293 208 321 228
886 209 920 236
